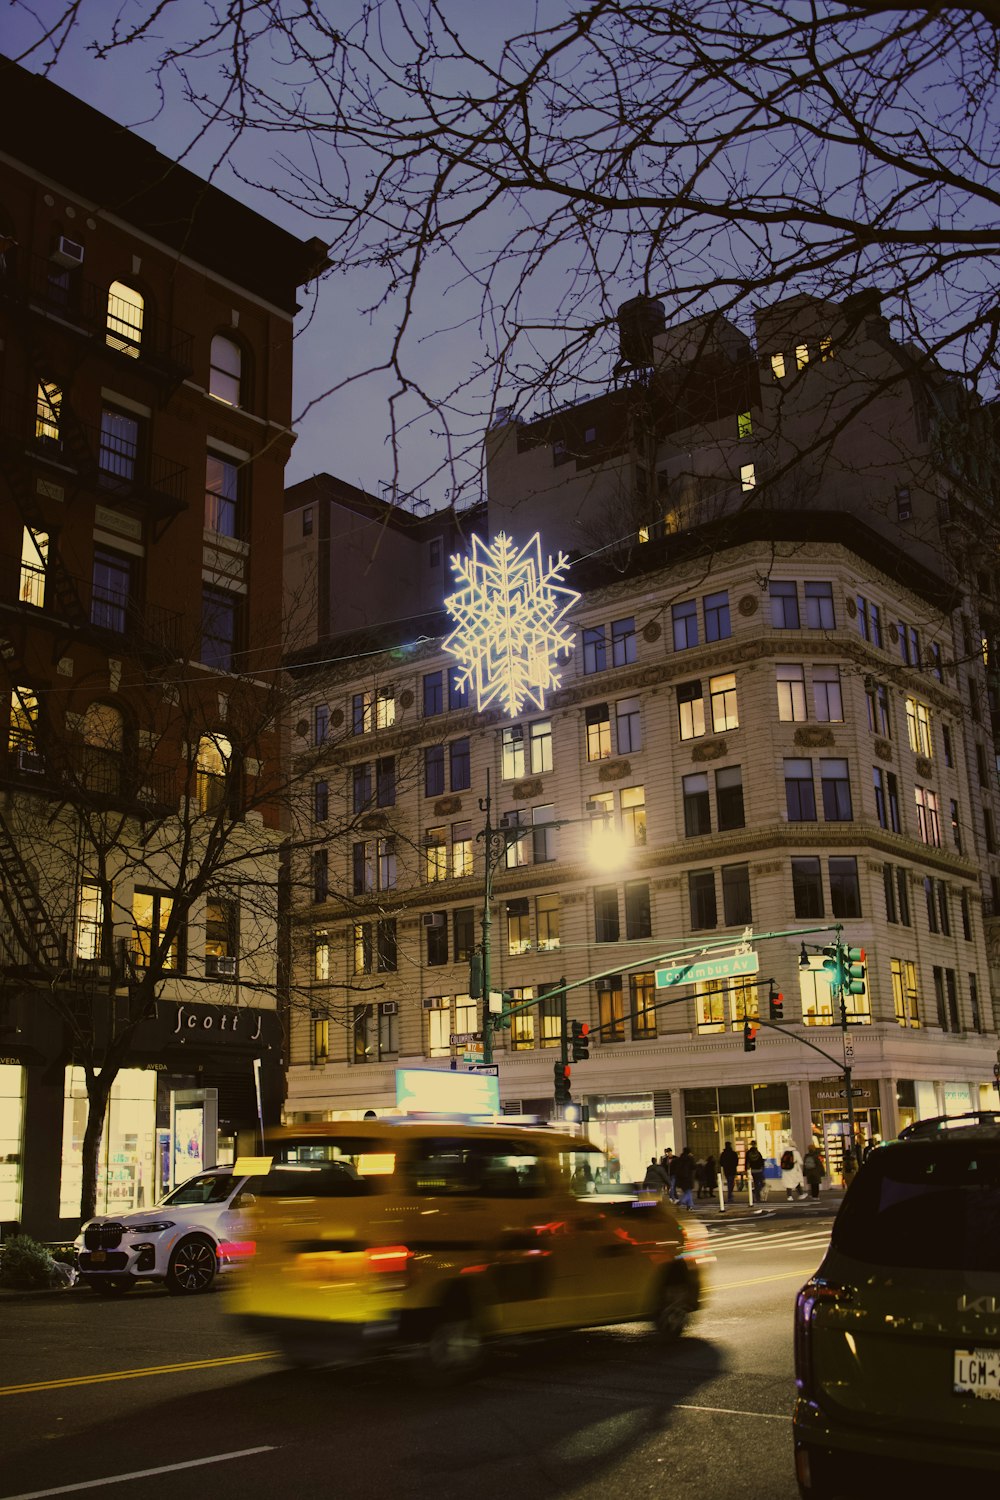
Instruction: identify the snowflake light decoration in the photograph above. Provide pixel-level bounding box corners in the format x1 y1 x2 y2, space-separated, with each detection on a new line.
443 532 580 717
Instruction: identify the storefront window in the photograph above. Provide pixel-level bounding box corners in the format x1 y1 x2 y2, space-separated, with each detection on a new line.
59 1067 156 1217
0 1064 25 1223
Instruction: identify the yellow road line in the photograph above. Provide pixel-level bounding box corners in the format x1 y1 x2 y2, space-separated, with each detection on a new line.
711 1267 816 1291
0 1350 279 1398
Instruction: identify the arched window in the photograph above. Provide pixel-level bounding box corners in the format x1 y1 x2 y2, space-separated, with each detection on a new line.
197 731 233 813
106 281 144 357
209 335 242 406
81 701 124 794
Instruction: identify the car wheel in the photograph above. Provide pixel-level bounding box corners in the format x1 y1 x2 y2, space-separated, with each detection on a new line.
89 1277 134 1296
166 1236 217 1295
652 1273 692 1343
423 1298 483 1383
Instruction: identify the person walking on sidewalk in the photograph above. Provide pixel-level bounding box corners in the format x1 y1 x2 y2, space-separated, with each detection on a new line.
643 1156 669 1192
720 1141 739 1203
780 1144 805 1200
802 1144 826 1199
746 1140 766 1203
672 1146 697 1209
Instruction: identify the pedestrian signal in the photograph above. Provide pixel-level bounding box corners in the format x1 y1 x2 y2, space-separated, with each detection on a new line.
570 1019 590 1062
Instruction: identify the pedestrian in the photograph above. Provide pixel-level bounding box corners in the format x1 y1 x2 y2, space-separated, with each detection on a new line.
780 1144 804 1200
703 1153 718 1199
643 1156 669 1191
719 1141 739 1203
660 1147 676 1201
746 1140 766 1203
862 1136 880 1164
802 1143 826 1199
672 1146 697 1209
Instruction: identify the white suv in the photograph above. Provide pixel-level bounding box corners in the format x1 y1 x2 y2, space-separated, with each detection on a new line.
76 1166 258 1296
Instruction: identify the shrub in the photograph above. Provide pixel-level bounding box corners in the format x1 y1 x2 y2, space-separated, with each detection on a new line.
0 1234 60 1289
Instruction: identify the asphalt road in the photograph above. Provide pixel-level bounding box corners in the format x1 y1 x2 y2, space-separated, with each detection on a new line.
0 1215 833 1500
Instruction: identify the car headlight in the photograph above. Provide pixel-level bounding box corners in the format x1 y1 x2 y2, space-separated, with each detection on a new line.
126 1220 175 1233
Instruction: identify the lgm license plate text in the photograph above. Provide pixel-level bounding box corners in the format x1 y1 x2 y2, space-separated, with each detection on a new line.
954 1348 1000 1400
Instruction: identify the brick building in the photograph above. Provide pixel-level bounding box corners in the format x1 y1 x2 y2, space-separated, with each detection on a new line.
0 56 326 1235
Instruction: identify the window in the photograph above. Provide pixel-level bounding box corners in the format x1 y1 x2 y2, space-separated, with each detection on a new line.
682 772 711 836
621 785 647 846
696 979 725 1033
502 810 527 868
737 411 753 438
448 666 469 710
976 741 990 787
583 626 607 674
19 527 47 608
452 821 473 878
677 680 706 740
672 600 698 650
829 856 861 918
813 665 843 722
594 887 620 943
425 827 447 883
771 581 800 629
820 759 852 821
35 380 61 444
961 890 972 941
196 732 232 813
76 880 105 961
624 881 652 940
132 889 181 972
99 407 139 483
722 863 752 926
865 680 891 737
942 724 954 766
905 697 933 757
792 858 824 918
796 343 809 370
106 281 143 356
314 929 331 983
969 973 982 1033
449 737 470 791
598 978 625 1042
986 808 997 854
205 453 239 538
205 899 237 966
91 547 132 633
785 759 816 821
422 743 445 798
612 617 637 666
423 671 444 717
924 876 939 934
740 463 756 491
688 869 717 929
532 805 557 863
529 719 552 773
950 794 965 849
352 763 372 814
893 966 917 1026
616 697 641 754
302 507 313 537
914 786 941 846
873 767 900 832
714 766 744 830
315 703 330 745
776 664 807 722
704 591 731 642
771 352 786 379
857 595 883 647
376 688 394 729
586 704 611 761
352 692 373 736
201 586 241 671
376 756 395 807
538 984 562 1047
804 581 835 630
709 673 739 732
8 685 41 773
209 334 242 406
352 838 396 894
453 907 475 962
884 863 898 923
510 989 536 1050
312 850 329 903
80 701 124 794
426 912 448 966
501 725 525 779
631 972 657 1038
312 1011 330 1064
536 893 560 951
507 899 531 956
885 864 911 926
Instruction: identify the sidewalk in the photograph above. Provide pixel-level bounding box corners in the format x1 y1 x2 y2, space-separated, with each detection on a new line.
685 1187 845 1221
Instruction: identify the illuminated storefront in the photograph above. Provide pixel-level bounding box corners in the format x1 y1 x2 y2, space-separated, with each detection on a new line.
0 1062 25 1227
683 1083 792 1167
59 1067 157 1217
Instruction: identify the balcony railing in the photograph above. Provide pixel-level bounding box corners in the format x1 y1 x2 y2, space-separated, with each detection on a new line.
2 742 178 812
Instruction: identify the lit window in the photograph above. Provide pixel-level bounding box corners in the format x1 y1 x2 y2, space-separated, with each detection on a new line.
905 697 933 757
585 703 612 761
819 336 833 361
709 673 739 732
205 453 239 537
737 411 753 438
425 827 447 883
621 786 646 846
76 881 105 961
890 958 920 1027
915 786 941 846
776 664 807 722
375 687 395 729
796 344 809 370
132 889 180 972
209 334 242 406
501 725 525 780
451 821 473 878
8 685 41 772
35 380 61 444
529 719 552 774
677 681 706 741
740 464 756 491
196 732 232 813
770 353 786 379
19 527 47 608
106 281 144 356
315 930 331 981
536 893 560 951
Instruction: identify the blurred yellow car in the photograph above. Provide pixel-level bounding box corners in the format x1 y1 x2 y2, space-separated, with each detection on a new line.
228 1119 707 1377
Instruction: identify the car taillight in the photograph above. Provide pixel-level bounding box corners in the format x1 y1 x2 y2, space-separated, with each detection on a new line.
795 1278 852 1397
365 1245 413 1276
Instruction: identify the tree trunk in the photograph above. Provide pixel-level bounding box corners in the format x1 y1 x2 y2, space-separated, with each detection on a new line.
79 1072 114 1221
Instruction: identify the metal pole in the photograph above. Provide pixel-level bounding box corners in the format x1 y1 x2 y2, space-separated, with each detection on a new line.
837 930 858 1177
480 769 494 1067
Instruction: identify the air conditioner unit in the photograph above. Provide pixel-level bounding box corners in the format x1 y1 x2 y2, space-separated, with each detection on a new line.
51 236 84 269
422 912 445 927
379 1001 398 1016
17 746 45 774
206 955 237 978
422 996 442 1010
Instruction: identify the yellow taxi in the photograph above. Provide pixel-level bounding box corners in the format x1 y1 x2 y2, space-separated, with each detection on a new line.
227 1119 708 1377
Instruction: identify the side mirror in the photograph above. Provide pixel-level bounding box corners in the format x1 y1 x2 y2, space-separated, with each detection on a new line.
230 1192 256 1211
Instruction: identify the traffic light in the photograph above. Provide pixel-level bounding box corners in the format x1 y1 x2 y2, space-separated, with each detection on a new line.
570 1019 590 1062
768 980 784 1022
468 949 483 999
844 946 866 995
743 1019 757 1053
553 1060 572 1104
821 943 845 992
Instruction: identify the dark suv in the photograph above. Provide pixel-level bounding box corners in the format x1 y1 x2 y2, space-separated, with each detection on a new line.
793 1111 1000 1496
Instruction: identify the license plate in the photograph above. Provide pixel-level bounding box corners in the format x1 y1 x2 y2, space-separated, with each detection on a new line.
90 1250 106 1263
954 1348 1000 1400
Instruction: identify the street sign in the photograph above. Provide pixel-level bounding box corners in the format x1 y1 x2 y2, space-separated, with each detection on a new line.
656 951 759 988
843 1035 855 1064
450 1031 483 1046
467 1064 499 1075
463 1048 484 1063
